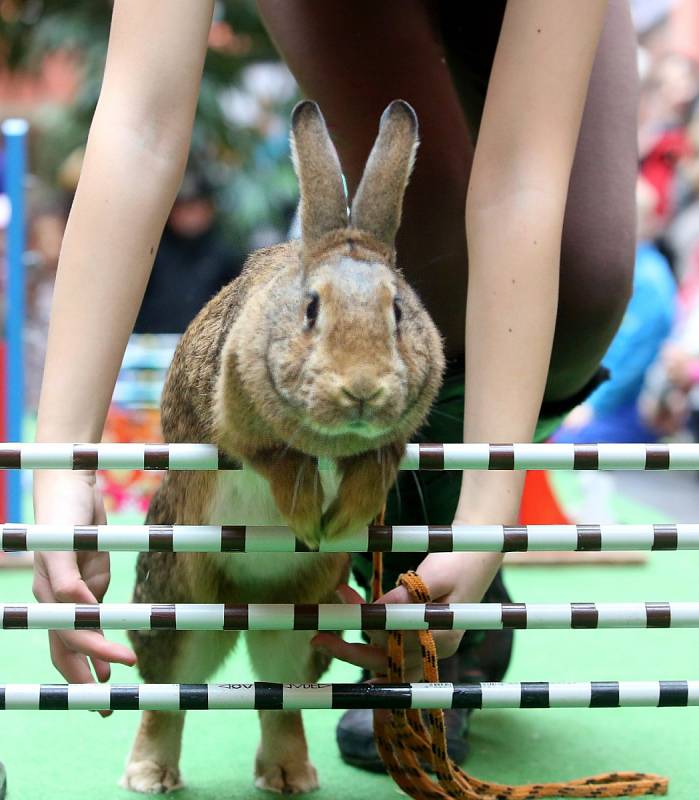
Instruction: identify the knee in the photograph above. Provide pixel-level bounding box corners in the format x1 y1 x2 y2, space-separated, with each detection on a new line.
546 232 635 402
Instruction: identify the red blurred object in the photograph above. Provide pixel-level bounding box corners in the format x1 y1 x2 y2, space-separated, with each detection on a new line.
639 127 692 220
518 469 569 525
0 340 6 522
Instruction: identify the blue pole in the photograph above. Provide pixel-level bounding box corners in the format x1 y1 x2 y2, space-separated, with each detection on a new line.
2 119 28 523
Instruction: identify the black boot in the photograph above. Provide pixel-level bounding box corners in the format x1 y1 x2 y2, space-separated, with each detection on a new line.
336 571 514 773
336 652 472 773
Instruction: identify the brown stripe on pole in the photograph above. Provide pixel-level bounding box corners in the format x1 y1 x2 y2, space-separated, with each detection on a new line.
148 526 174 552
652 524 678 551
645 445 671 470
75 605 101 630
645 601 672 628
368 525 392 551
361 604 387 630
144 445 170 470
424 603 454 630
72 445 98 470
3 606 28 629
221 526 246 552
427 526 454 552
151 604 177 630
73 526 98 551
418 444 444 470
573 445 599 470
502 526 528 552
293 605 320 630
488 444 515 470
501 603 527 629
217 452 240 470
576 524 602 551
223 605 249 630
2 526 27 551
571 603 599 628
0 447 21 468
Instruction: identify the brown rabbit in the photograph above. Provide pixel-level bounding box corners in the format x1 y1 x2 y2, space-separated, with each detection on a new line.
121 100 445 795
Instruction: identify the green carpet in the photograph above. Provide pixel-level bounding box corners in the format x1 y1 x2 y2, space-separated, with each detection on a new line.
1 475 698 798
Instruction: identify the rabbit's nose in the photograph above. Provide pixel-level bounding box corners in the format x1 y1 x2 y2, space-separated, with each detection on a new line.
341 386 383 403
340 383 384 416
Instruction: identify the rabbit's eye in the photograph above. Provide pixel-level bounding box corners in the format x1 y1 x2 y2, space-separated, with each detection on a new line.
305 293 320 329
393 299 403 326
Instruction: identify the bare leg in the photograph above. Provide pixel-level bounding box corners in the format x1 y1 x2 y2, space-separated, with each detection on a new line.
258 0 473 360
258 0 638 402
121 630 236 793
246 629 331 794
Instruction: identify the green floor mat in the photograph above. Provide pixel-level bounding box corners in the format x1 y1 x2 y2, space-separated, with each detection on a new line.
1 474 698 798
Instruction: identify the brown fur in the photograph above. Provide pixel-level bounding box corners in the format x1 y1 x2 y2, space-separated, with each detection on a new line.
123 100 444 795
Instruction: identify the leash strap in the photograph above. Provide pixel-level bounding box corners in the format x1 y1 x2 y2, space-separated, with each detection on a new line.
369 528 668 798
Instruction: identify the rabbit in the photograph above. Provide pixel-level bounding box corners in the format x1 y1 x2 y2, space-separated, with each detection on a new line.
120 99 445 795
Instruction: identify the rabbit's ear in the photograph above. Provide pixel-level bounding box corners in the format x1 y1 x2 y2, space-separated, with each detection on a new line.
291 100 348 247
350 100 419 248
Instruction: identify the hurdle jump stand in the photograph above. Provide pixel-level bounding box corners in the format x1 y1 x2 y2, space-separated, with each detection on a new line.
1 440 699 714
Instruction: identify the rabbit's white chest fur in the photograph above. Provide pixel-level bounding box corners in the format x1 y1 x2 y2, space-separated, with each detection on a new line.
206 465 341 586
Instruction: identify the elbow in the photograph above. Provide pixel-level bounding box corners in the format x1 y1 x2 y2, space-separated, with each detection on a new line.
91 96 194 177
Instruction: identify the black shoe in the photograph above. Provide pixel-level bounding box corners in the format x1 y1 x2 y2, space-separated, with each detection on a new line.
0 762 6 800
336 570 515 773
336 703 470 773
336 653 472 774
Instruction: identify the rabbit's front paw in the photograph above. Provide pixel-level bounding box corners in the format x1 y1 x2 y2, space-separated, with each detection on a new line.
248 449 325 548
321 496 381 540
322 445 403 539
285 504 324 548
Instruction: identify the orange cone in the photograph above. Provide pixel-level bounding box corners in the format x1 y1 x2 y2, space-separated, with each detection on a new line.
518 470 570 525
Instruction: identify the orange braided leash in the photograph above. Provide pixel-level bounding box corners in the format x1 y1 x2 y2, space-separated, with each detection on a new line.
369 530 668 797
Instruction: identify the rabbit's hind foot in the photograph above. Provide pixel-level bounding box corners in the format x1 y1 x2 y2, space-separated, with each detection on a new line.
120 760 182 794
120 710 184 794
254 751 319 795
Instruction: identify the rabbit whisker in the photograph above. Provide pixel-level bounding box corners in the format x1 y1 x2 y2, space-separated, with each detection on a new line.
290 458 306 514
427 407 463 424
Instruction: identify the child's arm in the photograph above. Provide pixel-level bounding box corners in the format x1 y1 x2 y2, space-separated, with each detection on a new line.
33 0 214 685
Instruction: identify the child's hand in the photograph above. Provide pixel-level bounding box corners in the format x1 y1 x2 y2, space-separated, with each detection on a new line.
32 471 136 704
310 552 490 681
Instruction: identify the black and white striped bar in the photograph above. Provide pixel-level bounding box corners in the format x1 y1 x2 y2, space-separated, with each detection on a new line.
4 442 699 471
3 601 699 631
0 681 697 711
3 523 697 553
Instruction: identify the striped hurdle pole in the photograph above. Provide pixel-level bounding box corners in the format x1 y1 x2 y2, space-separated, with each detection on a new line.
3 442 699 470
1 601 696 630
1 522 695 553
0 681 696 711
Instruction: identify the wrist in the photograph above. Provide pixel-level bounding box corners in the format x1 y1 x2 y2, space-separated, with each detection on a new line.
455 470 525 525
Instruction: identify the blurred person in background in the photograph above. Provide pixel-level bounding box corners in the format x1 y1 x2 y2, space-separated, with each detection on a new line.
555 176 676 444
638 53 697 230
134 166 244 334
665 106 699 280
641 244 699 440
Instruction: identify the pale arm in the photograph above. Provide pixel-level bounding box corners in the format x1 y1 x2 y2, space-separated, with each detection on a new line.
447 0 609 605
33 0 214 685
